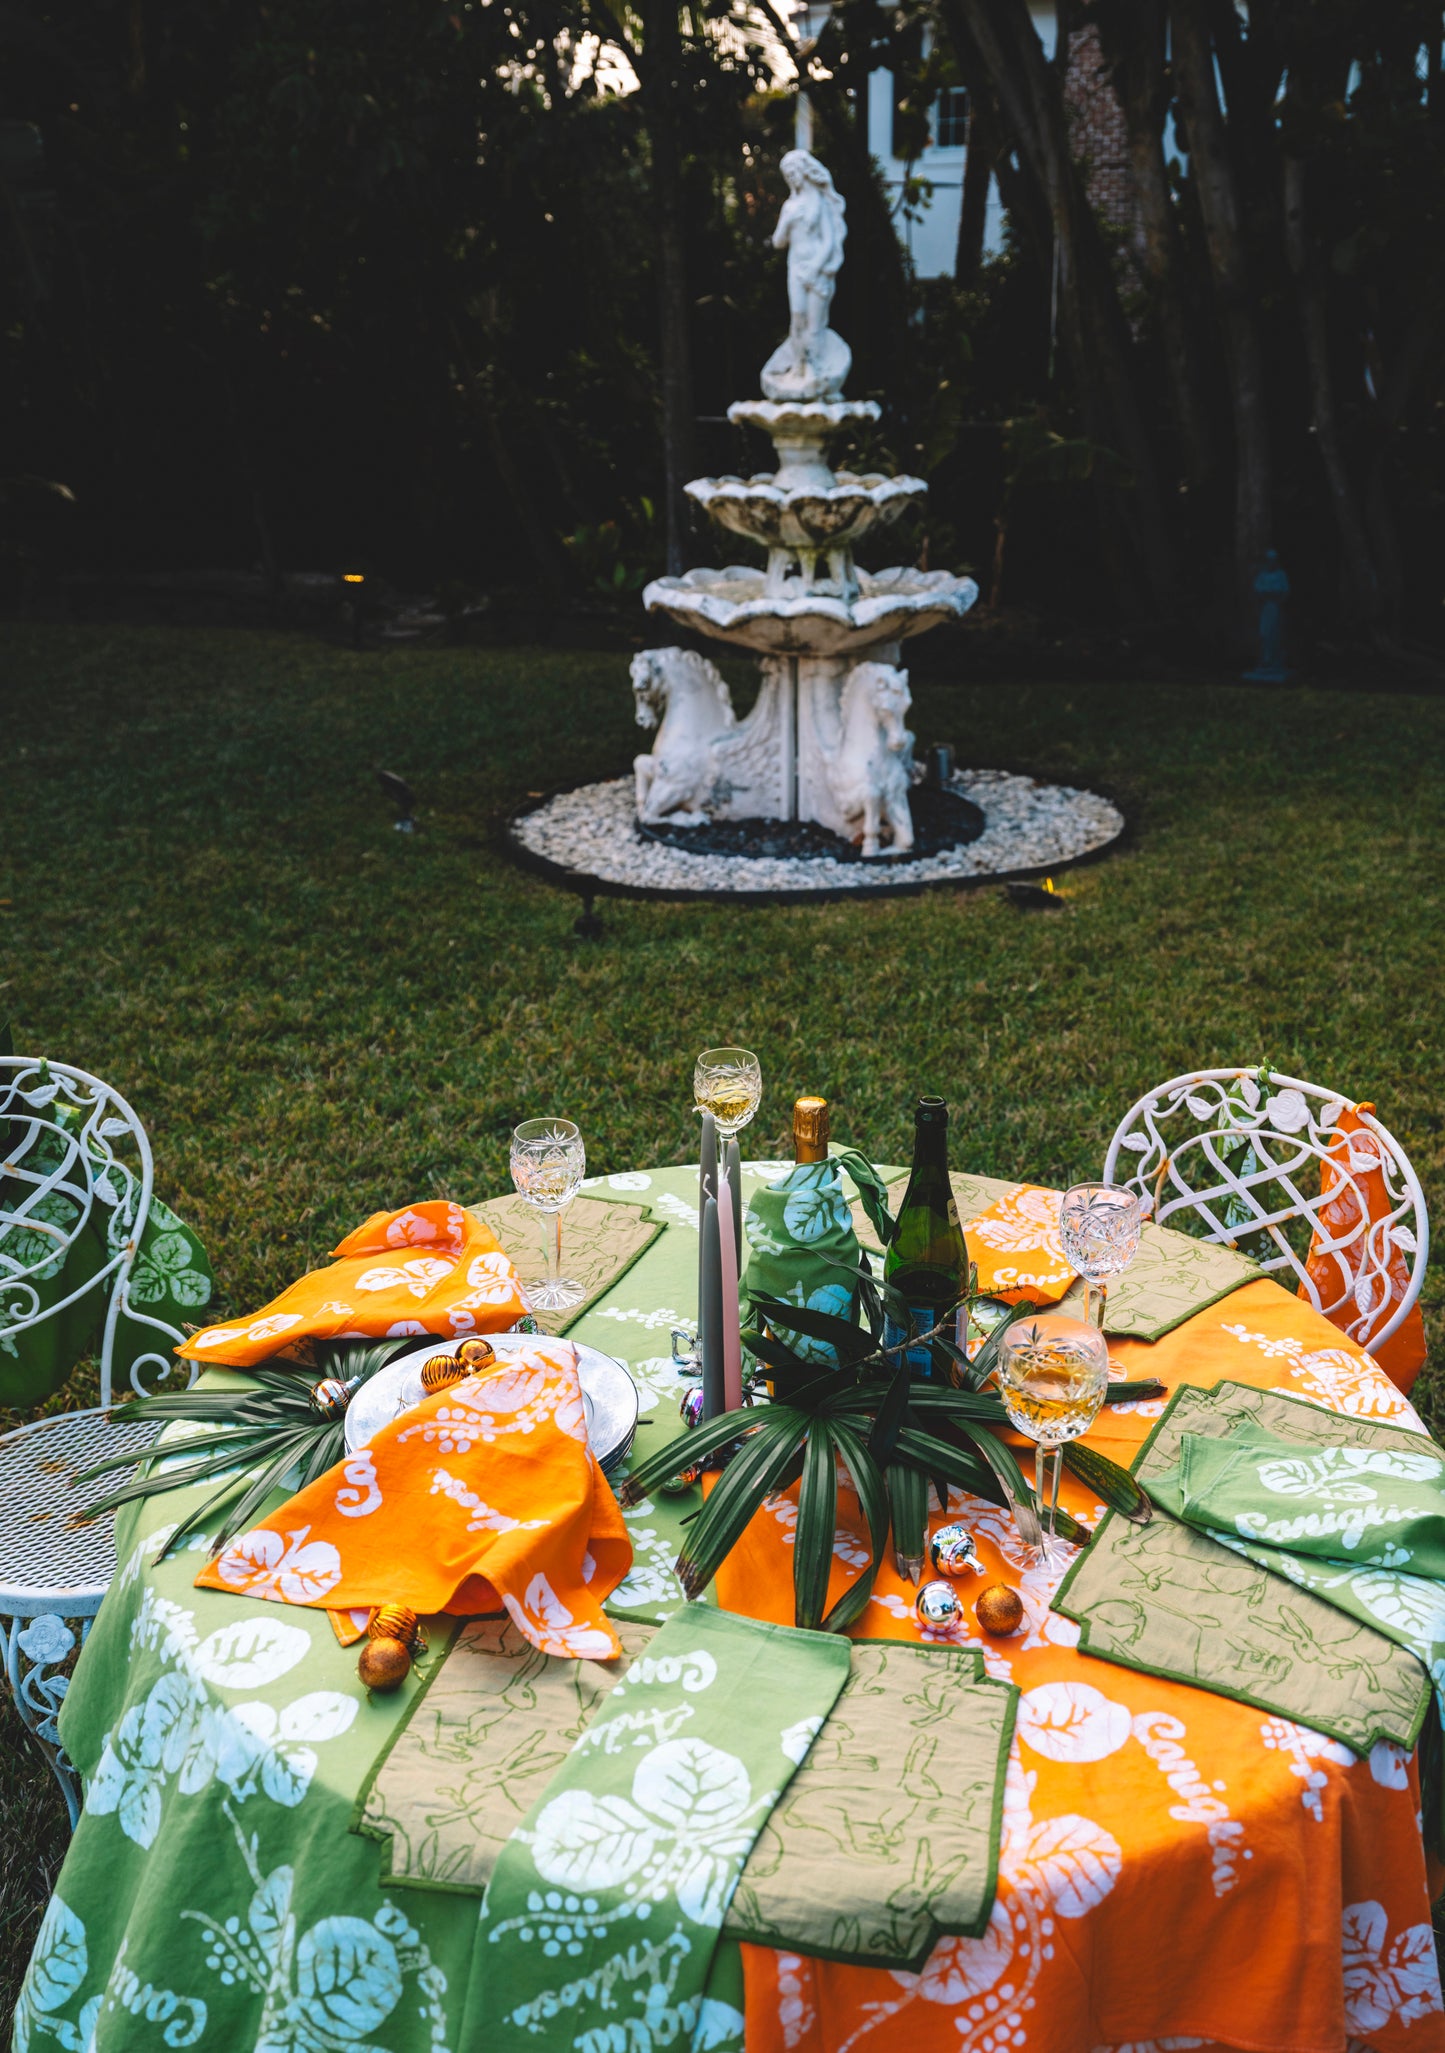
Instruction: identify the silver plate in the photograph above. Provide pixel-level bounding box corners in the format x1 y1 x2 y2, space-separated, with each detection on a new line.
344 1334 639 1475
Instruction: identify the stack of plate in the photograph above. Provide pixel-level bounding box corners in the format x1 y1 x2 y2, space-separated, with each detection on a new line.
344 1333 641 1476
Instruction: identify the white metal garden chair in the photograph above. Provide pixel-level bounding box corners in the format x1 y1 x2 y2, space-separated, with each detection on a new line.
1102 1068 1429 1361
0 1055 198 1821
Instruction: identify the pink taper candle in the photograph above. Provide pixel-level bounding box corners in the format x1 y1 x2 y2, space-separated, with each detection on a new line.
715 1175 744 1412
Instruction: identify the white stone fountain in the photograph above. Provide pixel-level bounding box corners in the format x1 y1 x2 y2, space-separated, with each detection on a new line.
635 149 978 859
508 151 1126 900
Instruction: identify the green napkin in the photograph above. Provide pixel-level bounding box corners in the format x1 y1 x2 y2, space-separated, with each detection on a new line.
1054 1381 1434 1755
464 1605 850 2053
1147 1419 1445 1716
743 1148 893 1365
724 1640 1017 1968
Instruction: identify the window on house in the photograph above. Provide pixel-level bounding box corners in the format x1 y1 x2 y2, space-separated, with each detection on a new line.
935 85 969 149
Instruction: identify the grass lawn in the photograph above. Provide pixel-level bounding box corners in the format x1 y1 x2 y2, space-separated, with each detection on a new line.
2 621 1443 2004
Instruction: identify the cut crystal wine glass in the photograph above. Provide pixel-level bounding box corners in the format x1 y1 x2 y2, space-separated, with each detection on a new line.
1059 1182 1143 1327
693 1047 762 1140
998 1311 1110 1569
510 1118 586 1313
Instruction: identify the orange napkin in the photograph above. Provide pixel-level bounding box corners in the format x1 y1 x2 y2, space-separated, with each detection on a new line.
1301 1102 1427 1396
178 1201 529 1368
195 1338 632 1660
964 1184 1076 1304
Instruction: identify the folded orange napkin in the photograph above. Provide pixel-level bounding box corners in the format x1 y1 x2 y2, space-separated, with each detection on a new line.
964 1184 1076 1304
194 1338 632 1660
178 1200 530 1367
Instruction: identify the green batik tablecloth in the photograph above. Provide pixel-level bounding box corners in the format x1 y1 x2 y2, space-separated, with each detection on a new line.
14 1164 765 2053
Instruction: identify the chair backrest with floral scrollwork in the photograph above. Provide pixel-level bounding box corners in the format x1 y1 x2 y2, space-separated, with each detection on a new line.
1102 1068 1429 1357
0 1056 200 1405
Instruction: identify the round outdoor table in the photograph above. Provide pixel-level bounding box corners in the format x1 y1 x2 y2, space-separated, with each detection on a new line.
13 1162 1443 2053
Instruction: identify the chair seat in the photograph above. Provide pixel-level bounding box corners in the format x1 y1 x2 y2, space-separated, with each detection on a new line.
0 1410 162 1616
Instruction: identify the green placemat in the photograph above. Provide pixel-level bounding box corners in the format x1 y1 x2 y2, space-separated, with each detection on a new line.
470 1190 663 1335
852 1171 1260 1343
724 1639 1017 1969
1054 1381 1434 1753
354 1615 659 1893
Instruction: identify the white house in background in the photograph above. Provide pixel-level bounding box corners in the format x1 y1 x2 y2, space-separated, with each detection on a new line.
793 4 1141 281
869 7 1059 277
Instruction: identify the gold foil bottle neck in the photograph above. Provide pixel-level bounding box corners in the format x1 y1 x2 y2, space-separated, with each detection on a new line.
793 1095 830 1163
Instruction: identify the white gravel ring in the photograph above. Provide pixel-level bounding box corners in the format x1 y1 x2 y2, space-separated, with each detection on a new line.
508 770 1125 902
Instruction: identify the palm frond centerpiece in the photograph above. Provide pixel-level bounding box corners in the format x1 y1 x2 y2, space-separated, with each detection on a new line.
620 1262 1153 1631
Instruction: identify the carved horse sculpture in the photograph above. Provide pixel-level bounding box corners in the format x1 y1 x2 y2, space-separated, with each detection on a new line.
631 648 737 826
826 661 916 858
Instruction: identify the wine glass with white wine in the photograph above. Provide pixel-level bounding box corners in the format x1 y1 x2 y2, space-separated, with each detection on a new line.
692 1047 762 1140
510 1118 587 1314
997 1311 1110 1569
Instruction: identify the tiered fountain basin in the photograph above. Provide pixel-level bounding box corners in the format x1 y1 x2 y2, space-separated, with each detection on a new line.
643 564 979 656
686 472 924 556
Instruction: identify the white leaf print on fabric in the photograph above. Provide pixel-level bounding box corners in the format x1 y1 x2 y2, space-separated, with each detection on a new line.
1342 1900 1443 2031
1348 1569 1445 1651
853 1755 1122 2053
182 1809 450 2053
502 1571 616 1660
189 1617 313 1690
354 1257 454 1299
780 1716 824 1765
1369 1739 1412 1789
1017 1682 1132 1763
1254 1445 1441 1499
14 1895 88 2053
88 1605 356 1846
529 1735 770 1931
215 1526 344 1603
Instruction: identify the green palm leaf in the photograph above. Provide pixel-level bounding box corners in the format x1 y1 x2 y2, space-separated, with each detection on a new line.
675 1410 810 1597
888 1459 926 1583
824 1422 888 1633
793 1420 838 1629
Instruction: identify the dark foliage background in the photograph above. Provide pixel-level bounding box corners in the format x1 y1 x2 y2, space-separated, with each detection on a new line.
3 0 1444 657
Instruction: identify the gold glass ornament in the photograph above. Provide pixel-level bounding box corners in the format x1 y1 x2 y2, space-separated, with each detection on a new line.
421 1352 470 1394
370 1603 420 1648
975 1583 1025 1636
358 1637 413 1691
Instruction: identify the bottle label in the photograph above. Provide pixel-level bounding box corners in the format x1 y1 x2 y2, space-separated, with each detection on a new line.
885 1303 963 1381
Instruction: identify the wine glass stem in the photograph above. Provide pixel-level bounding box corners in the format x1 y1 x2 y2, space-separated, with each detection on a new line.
549 1211 562 1290
1048 1444 1063 1546
1034 1442 1049 1545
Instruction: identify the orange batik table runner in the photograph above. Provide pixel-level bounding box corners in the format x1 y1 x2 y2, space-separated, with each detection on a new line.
714 1279 1445 2053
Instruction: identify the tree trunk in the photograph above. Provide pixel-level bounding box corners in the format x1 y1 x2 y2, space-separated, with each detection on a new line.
642 0 694 576
1169 0 1272 616
1094 0 1212 489
955 87 998 285
939 0 1180 616
1280 137 1378 625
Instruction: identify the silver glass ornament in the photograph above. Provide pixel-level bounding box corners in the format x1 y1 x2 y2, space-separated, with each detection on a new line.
679 1386 707 1430
915 1579 964 1631
929 1522 980 1579
657 1463 703 1495
310 1376 354 1418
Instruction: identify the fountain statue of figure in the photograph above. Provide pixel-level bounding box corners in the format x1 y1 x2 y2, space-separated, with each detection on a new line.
763 150 851 404
636 146 979 859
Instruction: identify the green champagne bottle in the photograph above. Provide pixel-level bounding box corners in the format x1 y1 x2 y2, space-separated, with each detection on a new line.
884 1096 969 1380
